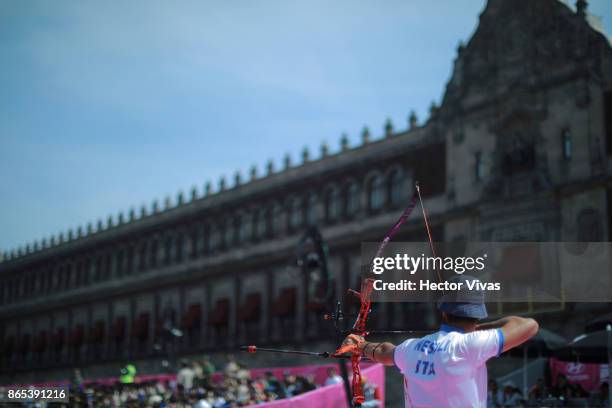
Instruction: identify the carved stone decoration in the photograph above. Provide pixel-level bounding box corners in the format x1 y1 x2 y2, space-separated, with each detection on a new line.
437 0 611 121
485 110 552 199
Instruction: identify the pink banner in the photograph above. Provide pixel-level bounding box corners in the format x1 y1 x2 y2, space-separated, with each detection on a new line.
549 358 605 392
244 363 385 408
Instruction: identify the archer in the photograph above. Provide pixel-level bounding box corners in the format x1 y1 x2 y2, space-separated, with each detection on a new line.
338 274 539 408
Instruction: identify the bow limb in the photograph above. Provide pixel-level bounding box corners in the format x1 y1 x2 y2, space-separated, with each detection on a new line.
336 278 373 405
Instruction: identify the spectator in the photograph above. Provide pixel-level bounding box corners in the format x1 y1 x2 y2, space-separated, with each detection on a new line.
72 368 84 388
177 359 196 390
119 363 136 384
202 355 216 376
501 381 523 407
283 371 298 397
527 377 547 404
264 370 285 398
324 367 343 386
487 379 503 408
224 354 239 377
361 375 382 408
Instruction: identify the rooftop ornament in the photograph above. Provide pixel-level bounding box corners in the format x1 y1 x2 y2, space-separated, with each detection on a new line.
190 186 198 201
385 118 394 138
362 126 370 144
266 160 274 176
219 176 226 191
409 110 418 130
284 153 291 169
234 171 242 187
152 200 159 214
302 147 310 163
340 133 349 151
320 142 329 158
205 182 212 196
576 0 587 17
250 165 257 180
429 101 439 118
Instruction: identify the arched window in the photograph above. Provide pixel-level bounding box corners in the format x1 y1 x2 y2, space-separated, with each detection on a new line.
117 249 125 274
255 208 269 238
104 253 112 278
126 246 134 274
175 234 183 263
202 225 209 253
84 259 91 284
239 213 252 243
289 197 303 229
271 204 281 235
208 223 218 251
388 168 405 206
233 215 243 243
561 129 572 160
306 193 318 226
149 239 158 268
164 236 172 265
344 181 360 217
223 219 233 248
138 244 146 271
190 227 199 259
325 187 340 222
368 175 385 211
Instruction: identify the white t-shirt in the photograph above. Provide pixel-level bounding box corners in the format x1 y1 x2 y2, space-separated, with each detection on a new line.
394 324 504 408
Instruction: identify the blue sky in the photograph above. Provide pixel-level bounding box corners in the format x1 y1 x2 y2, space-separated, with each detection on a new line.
1 0 611 252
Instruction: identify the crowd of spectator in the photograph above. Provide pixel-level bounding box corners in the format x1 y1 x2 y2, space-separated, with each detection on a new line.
23 356 379 407
487 376 610 407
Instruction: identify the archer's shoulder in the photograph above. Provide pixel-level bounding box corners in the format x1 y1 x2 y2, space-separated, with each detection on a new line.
454 329 500 349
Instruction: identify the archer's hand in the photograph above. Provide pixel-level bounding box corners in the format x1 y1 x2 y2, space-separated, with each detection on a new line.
335 334 366 356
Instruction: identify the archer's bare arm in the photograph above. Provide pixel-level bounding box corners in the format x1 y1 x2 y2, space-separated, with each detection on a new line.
340 334 397 366
476 316 539 352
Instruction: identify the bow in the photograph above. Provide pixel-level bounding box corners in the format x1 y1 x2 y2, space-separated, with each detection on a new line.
332 182 440 405
242 182 440 407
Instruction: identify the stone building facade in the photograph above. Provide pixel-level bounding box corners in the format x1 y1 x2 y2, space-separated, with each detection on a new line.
1 0 611 382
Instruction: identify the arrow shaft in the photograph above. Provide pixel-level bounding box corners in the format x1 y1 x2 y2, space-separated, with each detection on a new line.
241 345 332 358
